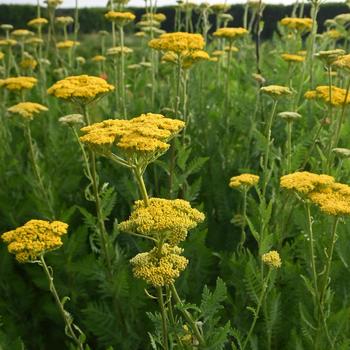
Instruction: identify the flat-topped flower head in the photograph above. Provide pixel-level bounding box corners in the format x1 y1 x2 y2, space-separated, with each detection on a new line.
47 75 115 105
28 17 49 28
280 17 313 31
260 85 292 98
0 76 37 91
163 49 209 69
149 32 205 53
280 171 335 195
45 0 63 8
130 244 188 287
308 182 350 216
11 29 34 38
304 86 350 107
210 3 231 13
142 12 167 23
323 29 343 40
59 113 85 126
104 11 135 25
332 148 350 159
91 55 106 62
262 250 282 269
0 39 17 47
229 174 259 189
56 16 74 25
278 111 302 122
281 53 305 63
0 52 4 61
106 46 134 56
20 57 38 70
315 49 345 65
213 27 249 40
8 102 48 120
80 113 185 159
56 40 80 49
2 220 68 263
118 198 205 245
334 13 350 24
333 54 350 73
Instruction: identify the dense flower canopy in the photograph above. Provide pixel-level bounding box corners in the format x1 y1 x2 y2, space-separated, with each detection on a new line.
8 102 48 120
304 86 350 107
0 76 37 91
229 174 260 189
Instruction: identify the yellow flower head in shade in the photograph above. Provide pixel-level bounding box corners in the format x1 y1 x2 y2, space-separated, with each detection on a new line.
229 174 260 189
130 244 188 287
91 55 106 62
26 37 44 46
118 198 205 245
315 49 345 65
0 39 17 47
142 12 167 23
280 17 313 31
80 113 185 158
47 75 115 105
304 86 350 107
280 171 335 195
213 27 249 40
324 29 343 40
56 40 80 49
262 250 282 269
104 11 136 25
106 46 134 56
28 17 49 28
0 52 4 61
1 220 68 263
20 57 38 70
56 16 74 25
210 3 231 13
8 102 48 120
333 54 350 73
11 29 34 38
260 85 292 98
163 49 210 69
149 32 205 53
281 53 305 63
45 0 63 8
0 76 37 91
308 182 350 216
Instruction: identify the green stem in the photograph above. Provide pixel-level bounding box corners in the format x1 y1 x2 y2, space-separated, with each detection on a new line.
119 25 127 118
157 287 169 350
39 255 84 350
133 165 150 206
286 121 292 173
170 283 206 347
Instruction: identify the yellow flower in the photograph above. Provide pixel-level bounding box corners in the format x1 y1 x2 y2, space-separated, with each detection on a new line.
260 85 292 98
280 171 335 195
45 0 63 8
211 50 225 57
104 11 136 25
0 39 17 47
281 53 305 63
0 52 4 61
149 32 205 53
324 29 343 40
135 31 146 37
213 27 249 40
28 17 49 28
224 45 239 52
11 29 34 38
80 113 185 158
20 57 38 70
8 102 48 120
118 198 205 245
333 54 350 73
308 182 350 216
56 16 74 25
25 37 44 46
0 76 37 91
56 40 80 49
130 244 188 287
91 55 106 62
280 17 313 31
304 86 350 107
229 174 259 189
47 74 115 105
262 250 282 269
106 46 133 56
2 220 68 263
315 49 345 65
210 3 231 13
142 13 167 23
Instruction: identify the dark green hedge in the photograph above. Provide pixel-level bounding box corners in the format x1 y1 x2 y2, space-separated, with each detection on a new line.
0 3 348 38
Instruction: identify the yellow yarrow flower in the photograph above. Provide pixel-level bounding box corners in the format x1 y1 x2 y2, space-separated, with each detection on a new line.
106 46 134 56
104 11 136 25
47 74 115 105
20 57 38 70
333 54 350 73
0 76 37 91
80 113 185 158
56 16 74 25
130 244 188 287
308 182 350 217
2 220 68 263
28 17 48 28
324 29 343 40
281 53 305 63
56 40 80 49
229 174 259 189
142 12 167 23
11 29 34 38
8 102 48 120
119 198 205 245
304 86 350 107
213 27 249 40
149 32 205 53
0 39 17 47
280 17 313 31
280 171 335 195
91 55 106 62
262 250 282 269
0 52 4 61
260 85 292 98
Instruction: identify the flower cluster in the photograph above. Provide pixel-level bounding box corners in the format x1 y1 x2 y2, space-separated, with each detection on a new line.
0 76 37 91
56 40 80 49
80 113 185 159
104 11 135 25
281 53 305 63
280 17 313 31
260 85 292 98
130 244 188 287
229 173 259 189
118 198 205 245
333 54 350 73
28 17 48 28
213 27 249 40
262 250 282 269
304 86 350 107
47 75 115 105
8 102 48 120
2 220 68 263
